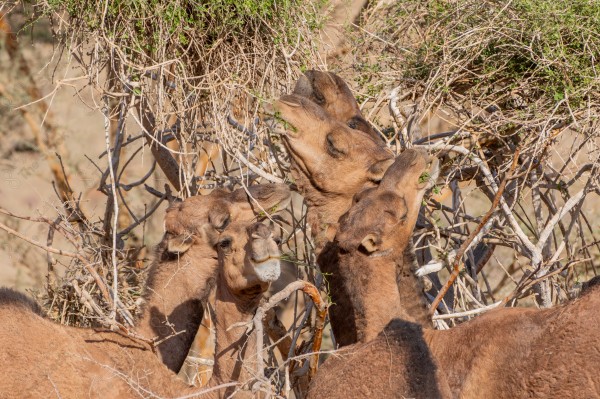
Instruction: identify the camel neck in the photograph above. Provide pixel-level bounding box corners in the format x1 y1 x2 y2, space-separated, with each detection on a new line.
321 242 430 347
136 243 217 372
396 242 431 328
210 277 261 395
302 191 352 253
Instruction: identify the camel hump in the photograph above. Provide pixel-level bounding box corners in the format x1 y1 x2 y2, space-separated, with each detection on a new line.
0 287 43 315
581 275 600 296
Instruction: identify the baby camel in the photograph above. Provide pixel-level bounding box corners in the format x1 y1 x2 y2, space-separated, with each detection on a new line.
317 149 438 346
137 183 290 372
273 95 431 346
309 150 600 399
0 219 283 398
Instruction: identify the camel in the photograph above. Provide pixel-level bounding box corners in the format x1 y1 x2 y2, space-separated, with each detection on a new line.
272 94 394 252
309 149 600 398
136 183 290 372
272 95 436 346
292 70 384 144
316 149 438 346
0 218 284 398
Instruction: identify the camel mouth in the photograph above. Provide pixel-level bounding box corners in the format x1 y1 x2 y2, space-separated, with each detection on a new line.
265 116 300 139
251 258 281 282
262 103 300 139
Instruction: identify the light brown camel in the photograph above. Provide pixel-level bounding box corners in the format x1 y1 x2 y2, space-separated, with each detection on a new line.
209 221 282 397
309 149 600 399
273 95 434 346
317 149 438 346
0 219 283 398
273 94 394 253
136 183 290 372
292 70 384 144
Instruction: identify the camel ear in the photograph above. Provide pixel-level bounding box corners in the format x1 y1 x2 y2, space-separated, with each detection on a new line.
199 223 221 247
167 234 194 254
292 74 313 97
360 233 380 253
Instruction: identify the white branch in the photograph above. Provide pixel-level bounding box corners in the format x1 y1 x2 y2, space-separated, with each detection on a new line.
535 187 587 255
102 99 120 320
432 301 502 320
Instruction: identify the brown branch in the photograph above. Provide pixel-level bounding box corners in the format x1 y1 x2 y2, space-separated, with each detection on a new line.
301 283 328 379
135 99 183 191
252 281 328 384
0 15 74 205
429 148 521 315
0 220 79 258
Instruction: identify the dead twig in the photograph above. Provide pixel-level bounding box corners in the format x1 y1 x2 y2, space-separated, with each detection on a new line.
429 148 520 315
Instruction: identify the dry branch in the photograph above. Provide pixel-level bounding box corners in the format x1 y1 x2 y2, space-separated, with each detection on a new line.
252 281 327 386
429 148 520 315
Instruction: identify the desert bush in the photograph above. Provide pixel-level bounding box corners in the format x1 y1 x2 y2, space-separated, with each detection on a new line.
345 0 600 316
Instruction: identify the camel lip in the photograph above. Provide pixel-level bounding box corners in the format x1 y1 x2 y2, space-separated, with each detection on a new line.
251 255 281 264
265 117 300 139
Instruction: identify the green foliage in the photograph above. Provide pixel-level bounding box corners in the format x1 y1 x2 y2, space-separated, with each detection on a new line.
41 0 318 58
405 0 600 114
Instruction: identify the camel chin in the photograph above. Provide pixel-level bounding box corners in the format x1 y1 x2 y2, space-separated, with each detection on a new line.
253 259 281 282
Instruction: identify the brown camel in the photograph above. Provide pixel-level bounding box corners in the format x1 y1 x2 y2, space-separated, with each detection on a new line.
136 183 290 372
273 94 394 252
209 221 282 397
273 95 434 346
0 219 283 398
292 70 384 144
309 150 600 399
317 149 438 346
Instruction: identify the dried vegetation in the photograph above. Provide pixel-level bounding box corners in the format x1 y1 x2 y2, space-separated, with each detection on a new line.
345 0 600 319
1 0 600 396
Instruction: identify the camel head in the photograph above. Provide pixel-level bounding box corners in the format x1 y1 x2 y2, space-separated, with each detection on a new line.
162 184 291 255
217 221 281 298
292 70 383 144
271 94 394 195
336 149 439 257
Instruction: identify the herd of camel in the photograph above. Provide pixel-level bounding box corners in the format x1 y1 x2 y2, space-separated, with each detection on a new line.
0 70 599 398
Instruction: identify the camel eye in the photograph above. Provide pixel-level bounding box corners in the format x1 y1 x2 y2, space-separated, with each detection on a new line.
273 236 282 246
313 88 325 105
218 237 232 250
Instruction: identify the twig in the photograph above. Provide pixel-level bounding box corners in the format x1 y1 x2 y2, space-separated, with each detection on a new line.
102 97 120 320
252 281 327 383
0 220 79 258
432 301 502 320
429 148 520 315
